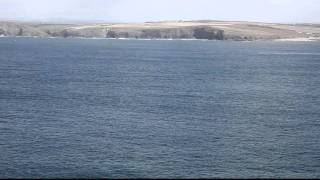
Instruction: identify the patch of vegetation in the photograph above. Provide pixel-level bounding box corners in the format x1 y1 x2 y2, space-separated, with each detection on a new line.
60 29 81 38
17 28 23 36
0 29 5 35
193 27 224 40
106 30 118 38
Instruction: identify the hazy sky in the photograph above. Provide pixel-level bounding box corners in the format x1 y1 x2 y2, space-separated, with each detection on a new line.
0 0 319 23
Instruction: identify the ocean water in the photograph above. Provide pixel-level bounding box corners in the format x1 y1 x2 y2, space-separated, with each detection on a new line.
0 37 320 178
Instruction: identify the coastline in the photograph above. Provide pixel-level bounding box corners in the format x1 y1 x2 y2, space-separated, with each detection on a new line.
2 20 320 42
1 35 320 42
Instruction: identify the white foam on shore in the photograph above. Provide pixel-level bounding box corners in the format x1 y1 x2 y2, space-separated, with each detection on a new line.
274 37 320 42
259 52 320 56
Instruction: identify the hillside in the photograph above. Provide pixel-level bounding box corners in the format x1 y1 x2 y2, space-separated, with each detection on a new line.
1 20 320 41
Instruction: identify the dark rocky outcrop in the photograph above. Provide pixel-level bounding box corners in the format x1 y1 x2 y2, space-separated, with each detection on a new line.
0 28 5 35
103 27 224 40
193 27 224 40
17 28 23 36
106 30 118 38
60 29 81 37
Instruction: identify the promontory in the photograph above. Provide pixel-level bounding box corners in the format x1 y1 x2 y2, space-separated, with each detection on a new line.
1 20 320 41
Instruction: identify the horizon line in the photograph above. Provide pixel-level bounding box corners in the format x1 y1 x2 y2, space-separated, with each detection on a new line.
1 18 320 25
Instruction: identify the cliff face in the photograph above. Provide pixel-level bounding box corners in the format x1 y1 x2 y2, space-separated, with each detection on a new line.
104 27 224 40
0 22 48 37
193 27 224 40
1 21 320 41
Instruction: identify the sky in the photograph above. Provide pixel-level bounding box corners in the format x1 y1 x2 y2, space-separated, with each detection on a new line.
0 0 319 23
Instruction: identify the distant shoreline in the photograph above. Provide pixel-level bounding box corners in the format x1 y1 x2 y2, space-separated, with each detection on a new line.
1 35 320 42
1 20 320 41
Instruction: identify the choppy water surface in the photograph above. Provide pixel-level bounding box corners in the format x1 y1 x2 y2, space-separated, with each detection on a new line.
0 37 320 178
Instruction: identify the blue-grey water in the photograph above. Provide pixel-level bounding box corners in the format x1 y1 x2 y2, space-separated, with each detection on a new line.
0 37 320 178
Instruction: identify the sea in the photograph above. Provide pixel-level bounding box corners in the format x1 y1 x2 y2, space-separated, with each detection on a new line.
0 37 320 178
